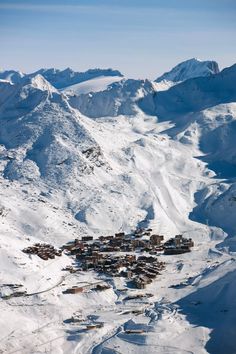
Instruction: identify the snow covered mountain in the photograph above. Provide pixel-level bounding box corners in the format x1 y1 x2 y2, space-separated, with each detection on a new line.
155 58 220 83
162 102 236 246
140 64 236 246
0 74 108 185
141 63 236 117
68 78 156 118
32 67 123 89
0 69 25 83
64 59 222 119
0 59 236 354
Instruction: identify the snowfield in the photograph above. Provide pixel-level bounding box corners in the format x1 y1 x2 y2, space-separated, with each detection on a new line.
63 76 124 95
0 59 236 354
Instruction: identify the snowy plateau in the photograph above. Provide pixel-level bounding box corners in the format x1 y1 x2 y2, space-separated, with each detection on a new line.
0 58 236 354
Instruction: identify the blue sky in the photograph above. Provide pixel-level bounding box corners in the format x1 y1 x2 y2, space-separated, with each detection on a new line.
0 0 235 78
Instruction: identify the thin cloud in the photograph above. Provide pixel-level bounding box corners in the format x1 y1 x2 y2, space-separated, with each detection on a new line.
0 2 234 17
0 3 107 13
0 3 181 19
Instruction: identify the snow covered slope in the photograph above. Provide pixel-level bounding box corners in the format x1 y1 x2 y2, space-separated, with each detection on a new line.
155 58 219 83
68 78 156 118
32 67 123 89
0 74 108 185
141 63 236 117
165 102 236 244
71 62 232 119
63 75 124 95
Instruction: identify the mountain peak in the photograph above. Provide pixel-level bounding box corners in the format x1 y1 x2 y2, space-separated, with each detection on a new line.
27 74 58 93
0 69 25 84
155 58 220 83
32 67 123 89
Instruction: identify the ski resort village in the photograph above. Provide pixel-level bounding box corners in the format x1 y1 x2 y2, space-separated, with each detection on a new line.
2 229 194 299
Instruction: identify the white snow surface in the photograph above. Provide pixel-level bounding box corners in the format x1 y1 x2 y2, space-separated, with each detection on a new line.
63 76 124 95
0 60 236 354
155 58 219 83
68 78 157 118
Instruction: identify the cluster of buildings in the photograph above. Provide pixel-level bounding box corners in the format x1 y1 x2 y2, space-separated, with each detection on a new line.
62 229 167 289
80 252 165 289
20 229 194 292
22 243 62 260
163 235 194 255
63 282 110 294
63 229 164 255
65 312 104 330
62 229 194 259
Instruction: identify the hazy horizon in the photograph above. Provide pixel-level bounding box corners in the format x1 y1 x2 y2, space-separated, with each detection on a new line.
0 0 235 79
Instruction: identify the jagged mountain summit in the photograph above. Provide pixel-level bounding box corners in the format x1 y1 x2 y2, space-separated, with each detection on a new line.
0 74 108 184
0 67 124 91
32 67 123 89
0 69 25 84
155 58 220 83
142 63 236 117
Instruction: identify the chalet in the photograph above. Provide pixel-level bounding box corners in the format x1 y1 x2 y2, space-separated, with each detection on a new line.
86 325 97 330
145 267 158 275
164 246 190 255
120 244 134 252
63 287 84 294
71 314 85 323
105 236 114 240
71 246 84 255
126 254 136 262
86 323 104 330
115 232 125 238
184 238 194 247
133 266 146 275
102 246 116 252
138 256 156 263
163 235 194 255
95 284 110 291
131 239 146 248
110 238 123 247
82 236 93 242
125 329 144 334
150 234 164 246
144 271 156 279
133 275 151 289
